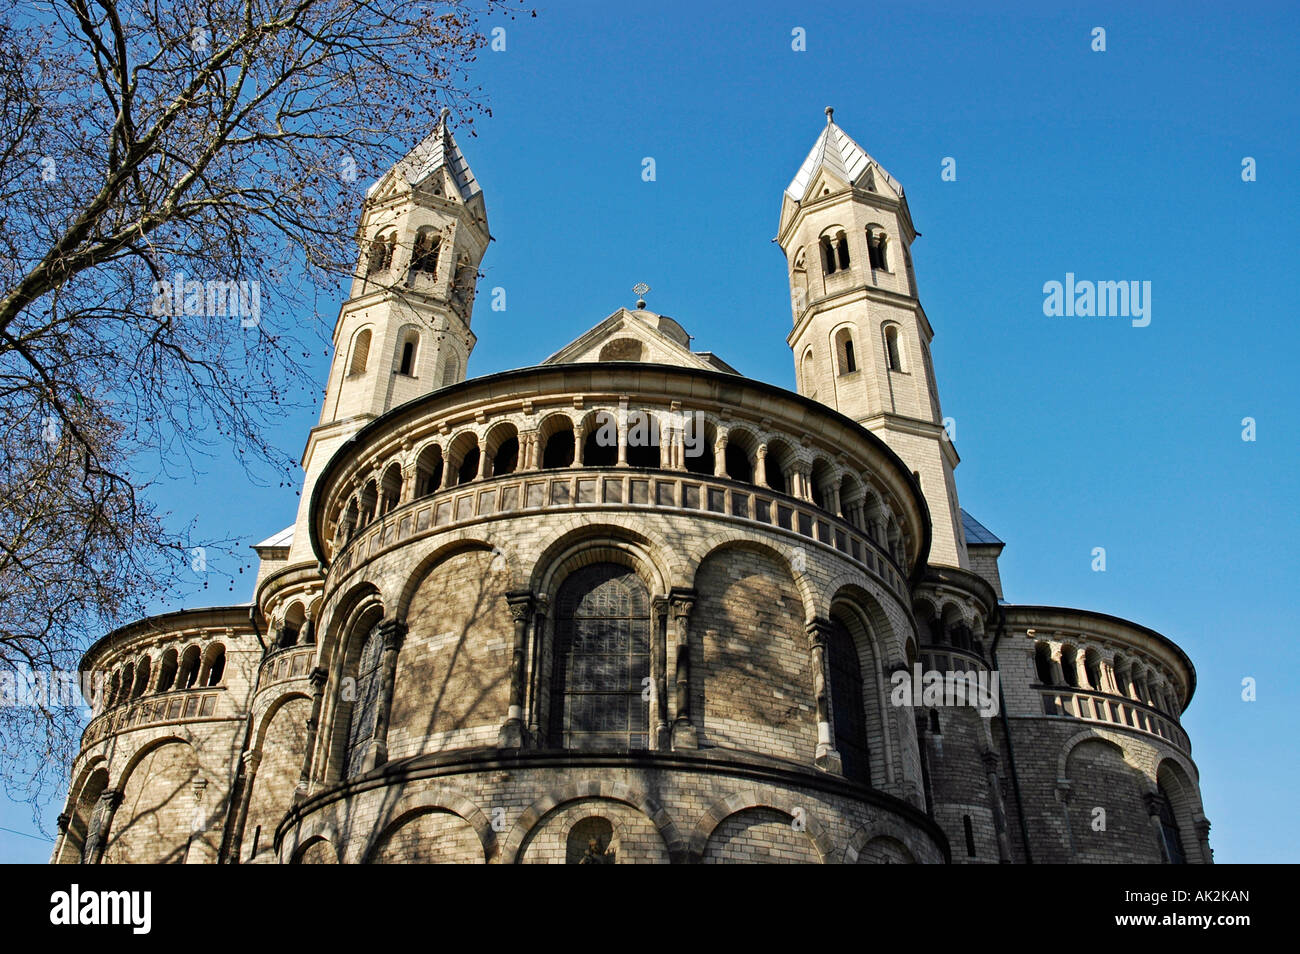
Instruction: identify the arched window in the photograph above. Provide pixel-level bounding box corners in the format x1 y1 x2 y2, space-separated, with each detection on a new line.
440 351 460 388
1060 646 1079 688
884 324 903 372
178 645 201 689
820 235 836 274
344 623 384 778
366 231 396 275
493 437 519 476
155 649 178 693
397 330 419 376
582 412 618 467
202 644 226 687
624 410 660 468
724 442 752 483
130 657 150 699
542 422 575 469
835 329 857 374
1156 782 1186 864
867 226 889 271
380 463 402 514
1033 642 1054 685
1084 649 1103 691
359 480 378 525
820 231 850 275
827 618 869 784
348 329 372 376
456 446 480 485
801 348 817 396
410 227 440 277
765 440 791 494
283 602 306 648
549 564 650 750
416 445 444 496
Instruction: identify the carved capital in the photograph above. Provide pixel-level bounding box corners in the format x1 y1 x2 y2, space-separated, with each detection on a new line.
668 588 696 620
308 666 329 691
805 617 832 651
1142 791 1166 818
377 618 407 652
506 591 535 622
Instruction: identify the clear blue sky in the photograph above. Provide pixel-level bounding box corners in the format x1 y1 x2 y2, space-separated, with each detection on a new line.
5 0 1297 863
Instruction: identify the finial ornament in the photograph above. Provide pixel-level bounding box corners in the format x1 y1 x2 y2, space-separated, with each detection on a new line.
633 282 650 310
825 106 834 123
439 106 451 125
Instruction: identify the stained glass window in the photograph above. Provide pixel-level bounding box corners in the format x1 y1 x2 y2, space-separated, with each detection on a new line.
828 618 869 784
550 565 650 750
344 624 384 777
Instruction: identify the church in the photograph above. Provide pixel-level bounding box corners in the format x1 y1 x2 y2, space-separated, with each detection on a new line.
52 108 1212 864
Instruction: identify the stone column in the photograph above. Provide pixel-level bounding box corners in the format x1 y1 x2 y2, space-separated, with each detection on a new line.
617 404 629 467
1056 778 1077 862
669 589 698 749
713 432 728 478
828 482 841 517
574 422 586 466
226 750 262 864
296 666 329 801
526 597 550 742
84 789 124 864
362 617 407 771
1145 791 1172 863
499 592 534 748
651 597 670 749
1049 647 1066 686
806 618 843 774
1194 816 1213 864
51 812 71 865
755 443 769 487
981 750 1013 863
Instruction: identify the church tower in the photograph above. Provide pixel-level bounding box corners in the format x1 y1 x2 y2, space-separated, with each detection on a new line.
283 110 489 565
778 108 968 568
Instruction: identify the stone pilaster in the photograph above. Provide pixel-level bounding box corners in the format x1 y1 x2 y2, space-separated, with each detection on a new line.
669 589 698 749
499 592 534 748
806 618 843 775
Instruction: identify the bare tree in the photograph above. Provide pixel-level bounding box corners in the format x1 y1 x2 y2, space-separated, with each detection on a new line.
0 0 524 819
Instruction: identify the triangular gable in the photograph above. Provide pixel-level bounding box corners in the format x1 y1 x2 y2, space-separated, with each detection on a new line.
541 308 725 372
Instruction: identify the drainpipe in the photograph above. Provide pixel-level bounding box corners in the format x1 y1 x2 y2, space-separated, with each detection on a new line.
991 604 1033 863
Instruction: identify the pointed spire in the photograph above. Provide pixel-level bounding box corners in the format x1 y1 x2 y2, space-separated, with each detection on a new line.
785 108 903 202
367 109 482 201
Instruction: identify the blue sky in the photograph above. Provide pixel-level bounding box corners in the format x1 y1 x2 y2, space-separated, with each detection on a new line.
5 0 1297 863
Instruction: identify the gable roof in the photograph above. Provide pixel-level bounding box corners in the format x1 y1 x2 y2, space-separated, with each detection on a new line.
786 112 904 202
541 307 736 373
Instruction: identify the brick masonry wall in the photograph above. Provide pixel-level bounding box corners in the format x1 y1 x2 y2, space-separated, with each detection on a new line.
695 547 817 762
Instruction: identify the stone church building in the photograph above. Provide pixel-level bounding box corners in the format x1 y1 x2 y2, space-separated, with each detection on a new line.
53 109 1212 864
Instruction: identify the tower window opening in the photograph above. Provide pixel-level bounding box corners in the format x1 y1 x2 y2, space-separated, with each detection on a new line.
367 232 396 274
836 329 857 375
821 236 837 274
410 228 440 276
836 234 851 270
398 336 417 376
349 329 372 376
867 228 889 271
884 325 903 372
963 815 977 857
